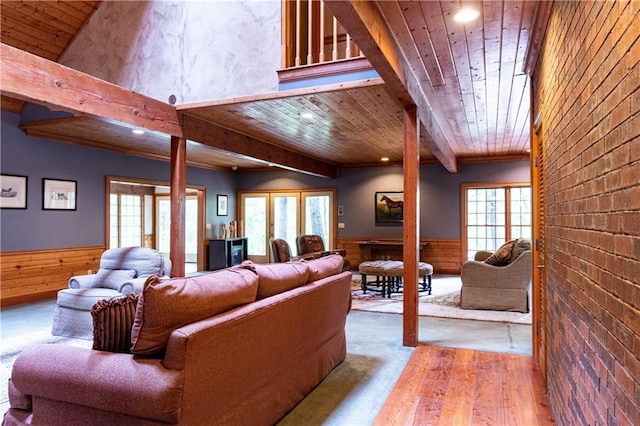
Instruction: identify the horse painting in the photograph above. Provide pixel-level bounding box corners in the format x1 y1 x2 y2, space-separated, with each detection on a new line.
376 193 404 222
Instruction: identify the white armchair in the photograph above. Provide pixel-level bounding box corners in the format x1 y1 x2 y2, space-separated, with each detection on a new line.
52 246 172 339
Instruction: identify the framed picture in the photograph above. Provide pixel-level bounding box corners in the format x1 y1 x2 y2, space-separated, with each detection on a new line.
217 194 228 216
43 178 77 210
375 191 404 224
0 174 28 209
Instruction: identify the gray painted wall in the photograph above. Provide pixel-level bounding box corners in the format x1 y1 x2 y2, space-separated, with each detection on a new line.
0 111 235 252
2 108 530 252
238 161 531 239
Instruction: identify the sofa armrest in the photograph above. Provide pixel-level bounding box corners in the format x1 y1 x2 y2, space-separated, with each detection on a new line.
68 274 95 289
10 344 183 424
474 251 493 261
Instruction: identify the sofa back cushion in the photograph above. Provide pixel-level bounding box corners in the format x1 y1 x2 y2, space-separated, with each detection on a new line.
252 261 310 300
305 254 345 282
131 267 259 355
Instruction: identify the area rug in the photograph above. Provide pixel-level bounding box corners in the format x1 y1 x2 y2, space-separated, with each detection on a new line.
351 274 532 325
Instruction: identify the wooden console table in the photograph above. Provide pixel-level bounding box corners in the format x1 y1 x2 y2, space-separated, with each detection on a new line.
358 240 428 263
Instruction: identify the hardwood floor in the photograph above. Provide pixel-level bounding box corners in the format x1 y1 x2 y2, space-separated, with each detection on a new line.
374 345 554 425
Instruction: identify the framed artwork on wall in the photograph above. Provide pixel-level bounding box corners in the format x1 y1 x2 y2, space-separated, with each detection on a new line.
0 174 28 209
375 191 404 224
43 178 77 210
217 194 228 216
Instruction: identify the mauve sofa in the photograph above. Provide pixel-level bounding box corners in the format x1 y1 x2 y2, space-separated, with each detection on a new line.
3 254 352 426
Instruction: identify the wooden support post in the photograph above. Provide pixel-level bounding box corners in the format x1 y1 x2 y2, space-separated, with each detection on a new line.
403 105 419 347
170 135 186 278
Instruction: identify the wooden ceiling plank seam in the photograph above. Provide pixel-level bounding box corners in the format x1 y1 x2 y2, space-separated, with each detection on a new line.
0 10 76 42
48 1 98 24
34 1 86 27
1 14 74 52
420 1 457 80
514 0 537 74
1 43 182 137
496 1 525 154
0 20 71 60
10 2 81 35
324 0 457 172
482 0 504 156
403 1 445 87
442 8 477 147
378 0 461 162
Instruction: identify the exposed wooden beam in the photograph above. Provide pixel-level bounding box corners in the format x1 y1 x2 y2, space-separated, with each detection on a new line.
0 43 182 137
181 113 338 179
324 1 458 173
170 136 186 278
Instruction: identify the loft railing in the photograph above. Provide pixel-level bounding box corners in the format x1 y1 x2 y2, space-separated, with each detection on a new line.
282 0 363 69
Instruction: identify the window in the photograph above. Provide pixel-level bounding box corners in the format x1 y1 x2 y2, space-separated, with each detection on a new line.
463 184 531 260
110 193 143 248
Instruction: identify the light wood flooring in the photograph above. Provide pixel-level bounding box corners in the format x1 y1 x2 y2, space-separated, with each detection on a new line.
374 345 554 425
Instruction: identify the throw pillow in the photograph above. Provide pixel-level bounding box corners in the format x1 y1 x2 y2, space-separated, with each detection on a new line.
305 254 345 282
130 267 259 355
91 294 139 353
92 268 136 290
509 239 531 263
252 261 310 300
484 239 517 266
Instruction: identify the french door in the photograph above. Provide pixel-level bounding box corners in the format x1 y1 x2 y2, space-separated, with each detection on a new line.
239 189 336 264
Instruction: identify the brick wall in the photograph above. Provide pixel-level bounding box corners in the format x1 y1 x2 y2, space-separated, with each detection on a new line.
532 1 639 424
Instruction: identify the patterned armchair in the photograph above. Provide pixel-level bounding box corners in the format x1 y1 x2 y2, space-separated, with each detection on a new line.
52 246 172 339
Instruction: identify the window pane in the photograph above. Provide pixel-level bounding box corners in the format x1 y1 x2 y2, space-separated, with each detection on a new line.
244 197 267 256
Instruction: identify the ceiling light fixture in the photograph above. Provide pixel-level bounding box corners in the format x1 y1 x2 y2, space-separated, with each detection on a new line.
132 129 145 135
300 112 313 119
453 7 480 23
381 157 389 162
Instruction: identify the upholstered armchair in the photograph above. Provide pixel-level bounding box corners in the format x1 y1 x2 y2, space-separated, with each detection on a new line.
296 234 350 271
52 246 172 339
270 238 294 263
460 239 532 313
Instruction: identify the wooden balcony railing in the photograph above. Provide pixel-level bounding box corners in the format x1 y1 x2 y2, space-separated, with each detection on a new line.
282 0 364 69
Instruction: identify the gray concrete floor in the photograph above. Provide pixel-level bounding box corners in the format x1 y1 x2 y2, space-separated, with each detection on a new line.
1 299 531 425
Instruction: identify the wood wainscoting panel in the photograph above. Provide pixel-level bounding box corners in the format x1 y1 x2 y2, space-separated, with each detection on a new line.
0 246 104 306
336 238 461 275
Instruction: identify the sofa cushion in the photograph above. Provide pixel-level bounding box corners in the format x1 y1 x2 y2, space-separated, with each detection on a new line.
305 254 345 282
130 267 259 355
484 239 517 266
252 261 310 300
92 268 136 290
509 239 531 263
91 294 139 353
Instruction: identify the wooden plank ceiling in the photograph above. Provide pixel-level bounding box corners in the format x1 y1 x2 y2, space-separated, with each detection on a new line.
1 1 539 175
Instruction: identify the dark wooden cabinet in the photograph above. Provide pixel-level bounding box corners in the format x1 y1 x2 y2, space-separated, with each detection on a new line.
208 238 248 270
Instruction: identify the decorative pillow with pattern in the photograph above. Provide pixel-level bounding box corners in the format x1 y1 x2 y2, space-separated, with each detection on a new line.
91 294 139 353
484 239 518 266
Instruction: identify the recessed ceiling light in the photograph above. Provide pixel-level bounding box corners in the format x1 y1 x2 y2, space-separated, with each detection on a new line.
381 157 389 162
300 112 313 119
453 7 480 23
132 129 145 135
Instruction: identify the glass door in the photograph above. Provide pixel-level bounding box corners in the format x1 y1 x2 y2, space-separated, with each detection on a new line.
157 195 200 272
240 193 270 264
240 189 336 263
